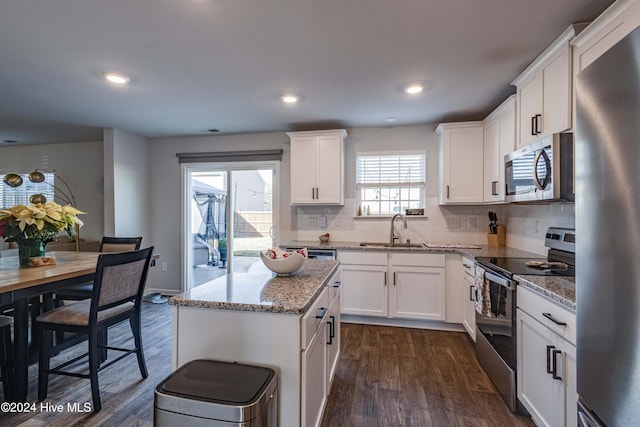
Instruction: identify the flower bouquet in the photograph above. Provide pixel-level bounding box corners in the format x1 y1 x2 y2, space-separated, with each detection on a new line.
0 202 84 265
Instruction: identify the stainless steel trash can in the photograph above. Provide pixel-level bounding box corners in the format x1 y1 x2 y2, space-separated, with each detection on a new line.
154 359 277 427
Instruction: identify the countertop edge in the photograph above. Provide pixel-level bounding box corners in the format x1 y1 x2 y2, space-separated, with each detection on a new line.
515 274 576 311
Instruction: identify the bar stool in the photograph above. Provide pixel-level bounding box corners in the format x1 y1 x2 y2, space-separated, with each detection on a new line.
0 315 13 401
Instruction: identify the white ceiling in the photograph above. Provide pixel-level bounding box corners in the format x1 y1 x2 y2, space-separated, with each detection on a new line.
0 0 614 145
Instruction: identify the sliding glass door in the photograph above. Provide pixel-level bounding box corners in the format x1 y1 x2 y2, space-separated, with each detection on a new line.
184 162 277 289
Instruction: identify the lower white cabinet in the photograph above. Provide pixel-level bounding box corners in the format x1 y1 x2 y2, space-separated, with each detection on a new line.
461 256 476 341
301 270 342 427
339 251 446 321
517 286 577 427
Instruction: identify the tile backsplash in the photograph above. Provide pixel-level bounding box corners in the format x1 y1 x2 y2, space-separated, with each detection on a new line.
291 199 574 255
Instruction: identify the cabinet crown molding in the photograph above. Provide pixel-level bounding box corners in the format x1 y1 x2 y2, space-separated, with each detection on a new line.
511 23 589 87
571 0 636 48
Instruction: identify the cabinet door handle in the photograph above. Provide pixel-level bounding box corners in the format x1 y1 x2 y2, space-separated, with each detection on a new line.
552 349 562 380
332 281 342 288
546 345 555 374
469 285 475 301
491 181 498 196
531 116 537 136
315 307 327 319
384 272 387 286
446 185 450 199
312 188 315 200
543 312 567 326
393 271 396 286
535 114 542 134
315 187 319 200
327 315 335 344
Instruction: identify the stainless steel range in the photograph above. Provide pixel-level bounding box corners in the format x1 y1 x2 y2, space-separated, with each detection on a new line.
474 227 575 413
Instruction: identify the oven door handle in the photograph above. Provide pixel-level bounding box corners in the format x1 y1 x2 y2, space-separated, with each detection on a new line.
484 271 516 290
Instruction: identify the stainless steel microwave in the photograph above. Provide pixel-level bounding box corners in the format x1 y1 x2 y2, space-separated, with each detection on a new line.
505 133 574 203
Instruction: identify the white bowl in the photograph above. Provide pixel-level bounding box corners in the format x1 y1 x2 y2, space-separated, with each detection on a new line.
260 249 306 276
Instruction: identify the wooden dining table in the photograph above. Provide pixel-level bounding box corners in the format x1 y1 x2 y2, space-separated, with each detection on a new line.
0 251 101 402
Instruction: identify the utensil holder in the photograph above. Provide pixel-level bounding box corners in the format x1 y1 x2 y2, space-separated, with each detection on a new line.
487 225 506 247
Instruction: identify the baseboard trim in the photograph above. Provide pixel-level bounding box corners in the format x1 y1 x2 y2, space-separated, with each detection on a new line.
341 314 466 332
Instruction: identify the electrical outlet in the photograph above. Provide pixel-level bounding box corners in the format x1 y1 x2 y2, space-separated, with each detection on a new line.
446 217 461 229
161 262 168 272
308 216 317 227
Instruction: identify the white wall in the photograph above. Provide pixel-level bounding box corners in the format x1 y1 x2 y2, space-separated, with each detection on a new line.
103 128 151 243
0 140 104 242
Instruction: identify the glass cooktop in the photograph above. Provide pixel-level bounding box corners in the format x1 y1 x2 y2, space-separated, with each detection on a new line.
475 256 575 278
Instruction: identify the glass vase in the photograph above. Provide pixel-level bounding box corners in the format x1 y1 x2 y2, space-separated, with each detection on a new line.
17 239 47 266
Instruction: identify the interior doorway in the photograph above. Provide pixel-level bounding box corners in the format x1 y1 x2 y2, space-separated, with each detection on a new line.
185 163 277 288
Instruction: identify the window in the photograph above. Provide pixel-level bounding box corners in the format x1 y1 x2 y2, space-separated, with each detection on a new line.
356 152 425 215
0 172 55 208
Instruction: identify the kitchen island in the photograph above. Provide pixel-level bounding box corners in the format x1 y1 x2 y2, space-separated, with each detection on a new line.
169 259 340 427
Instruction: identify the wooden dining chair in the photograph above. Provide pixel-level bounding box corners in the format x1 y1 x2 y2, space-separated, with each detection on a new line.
0 315 13 401
54 236 143 302
37 246 154 412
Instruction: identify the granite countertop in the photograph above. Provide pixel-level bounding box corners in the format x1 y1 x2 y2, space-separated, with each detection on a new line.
515 275 576 311
283 240 575 310
281 240 540 259
169 259 339 315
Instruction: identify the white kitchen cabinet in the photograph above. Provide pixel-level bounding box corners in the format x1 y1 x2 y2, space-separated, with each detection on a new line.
326 287 341 390
512 25 586 147
288 129 346 205
301 313 327 427
517 285 577 427
572 0 640 74
339 251 446 321
436 122 484 205
483 95 516 203
461 255 476 341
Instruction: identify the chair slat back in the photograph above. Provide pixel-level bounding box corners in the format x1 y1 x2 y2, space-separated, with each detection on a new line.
100 236 143 253
91 247 153 313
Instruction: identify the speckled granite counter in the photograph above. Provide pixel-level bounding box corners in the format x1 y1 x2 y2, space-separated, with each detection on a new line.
515 275 576 311
281 240 540 259
169 259 339 314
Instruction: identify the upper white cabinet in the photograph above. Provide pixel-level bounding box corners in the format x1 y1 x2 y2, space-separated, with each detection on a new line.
483 95 516 203
512 24 586 147
288 129 347 205
437 122 484 205
572 0 640 74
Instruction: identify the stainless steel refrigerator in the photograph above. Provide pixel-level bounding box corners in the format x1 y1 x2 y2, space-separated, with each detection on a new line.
575 25 640 427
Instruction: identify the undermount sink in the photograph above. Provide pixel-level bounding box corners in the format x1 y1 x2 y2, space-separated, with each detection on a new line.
359 242 424 248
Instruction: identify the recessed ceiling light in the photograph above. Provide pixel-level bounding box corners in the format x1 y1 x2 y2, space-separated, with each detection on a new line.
383 117 399 123
103 72 130 85
281 94 299 103
404 84 424 94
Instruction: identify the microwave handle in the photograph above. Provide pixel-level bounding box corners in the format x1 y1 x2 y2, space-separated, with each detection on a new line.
533 149 552 190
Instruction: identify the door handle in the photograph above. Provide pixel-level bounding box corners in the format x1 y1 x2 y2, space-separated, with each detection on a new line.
552 349 562 380
469 285 475 301
446 185 450 199
312 188 315 200
491 181 498 196
543 312 567 326
546 345 555 374
535 114 542 134
384 272 387 286
315 307 327 319
531 116 537 136
393 271 396 286
327 315 335 344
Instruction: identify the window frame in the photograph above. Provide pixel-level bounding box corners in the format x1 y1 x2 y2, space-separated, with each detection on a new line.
0 171 56 208
355 151 426 217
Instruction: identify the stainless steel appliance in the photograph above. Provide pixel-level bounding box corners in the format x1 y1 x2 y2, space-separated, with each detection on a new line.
505 133 574 203
575 25 640 427
285 247 336 260
475 227 576 413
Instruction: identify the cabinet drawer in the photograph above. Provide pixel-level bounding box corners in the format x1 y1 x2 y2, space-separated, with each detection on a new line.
518 285 576 345
338 251 387 265
462 256 475 278
390 252 445 267
326 271 341 303
301 288 329 350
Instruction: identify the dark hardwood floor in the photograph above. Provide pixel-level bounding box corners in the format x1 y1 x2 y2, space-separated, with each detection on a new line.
322 323 535 427
1 303 533 426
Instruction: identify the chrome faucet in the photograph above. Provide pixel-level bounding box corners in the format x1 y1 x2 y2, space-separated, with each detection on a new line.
389 213 407 246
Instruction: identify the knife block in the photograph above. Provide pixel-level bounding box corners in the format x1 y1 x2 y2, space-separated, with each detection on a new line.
487 225 506 247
